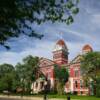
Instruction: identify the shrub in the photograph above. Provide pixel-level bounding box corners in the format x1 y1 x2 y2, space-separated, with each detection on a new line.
96 78 100 97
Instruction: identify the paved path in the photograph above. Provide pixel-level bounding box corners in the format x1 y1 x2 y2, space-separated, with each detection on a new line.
0 95 42 100
0 95 78 100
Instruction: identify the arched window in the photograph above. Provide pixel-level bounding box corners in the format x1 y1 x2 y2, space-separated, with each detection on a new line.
75 81 78 88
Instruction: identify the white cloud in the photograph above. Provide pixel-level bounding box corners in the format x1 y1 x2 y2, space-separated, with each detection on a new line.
0 36 99 66
0 41 54 66
64 29 91 39
0 0 100 66
0 38 83 66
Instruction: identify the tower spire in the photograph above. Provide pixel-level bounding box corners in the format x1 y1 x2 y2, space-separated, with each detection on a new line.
60 32 63 39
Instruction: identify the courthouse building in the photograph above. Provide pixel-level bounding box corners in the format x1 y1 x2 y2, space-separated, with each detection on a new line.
31 39 93 95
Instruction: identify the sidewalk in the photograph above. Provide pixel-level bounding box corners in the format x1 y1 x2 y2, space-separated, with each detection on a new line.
0 95 42 100
0 95 78 100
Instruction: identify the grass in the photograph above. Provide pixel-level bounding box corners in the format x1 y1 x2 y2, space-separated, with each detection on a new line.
0 93 100 100
47 94 100 100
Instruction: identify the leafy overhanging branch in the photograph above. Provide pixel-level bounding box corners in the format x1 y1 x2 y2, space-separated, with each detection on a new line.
0 0 79 49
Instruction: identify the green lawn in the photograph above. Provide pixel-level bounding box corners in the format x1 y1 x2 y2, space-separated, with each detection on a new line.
48 94 100 100
0 93 100 100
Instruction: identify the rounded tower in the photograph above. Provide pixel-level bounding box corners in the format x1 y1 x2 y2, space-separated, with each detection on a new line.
82 44 93 54
53 39 69 65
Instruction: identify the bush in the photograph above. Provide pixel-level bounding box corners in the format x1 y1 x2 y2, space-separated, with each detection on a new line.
96 78 100 97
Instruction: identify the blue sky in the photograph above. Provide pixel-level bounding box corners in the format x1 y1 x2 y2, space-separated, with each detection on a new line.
0 0 100 65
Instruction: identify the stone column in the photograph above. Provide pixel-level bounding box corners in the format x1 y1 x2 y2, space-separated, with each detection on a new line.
38 82 41 92
33 82 37 93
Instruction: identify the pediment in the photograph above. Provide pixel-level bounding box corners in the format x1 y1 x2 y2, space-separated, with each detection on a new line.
39 57 54 68
71 55 82 64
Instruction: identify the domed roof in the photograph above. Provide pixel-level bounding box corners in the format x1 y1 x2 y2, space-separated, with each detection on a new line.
56 39 66 46
53 39 68 52
82 44 93 52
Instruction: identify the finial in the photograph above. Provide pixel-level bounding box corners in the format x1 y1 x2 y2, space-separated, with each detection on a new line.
60 32 63 39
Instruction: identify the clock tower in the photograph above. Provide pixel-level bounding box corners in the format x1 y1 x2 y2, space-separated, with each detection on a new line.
53 39 69 65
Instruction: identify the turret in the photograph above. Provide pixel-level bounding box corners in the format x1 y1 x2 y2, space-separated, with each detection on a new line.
82 44 93 54
52 39 69 65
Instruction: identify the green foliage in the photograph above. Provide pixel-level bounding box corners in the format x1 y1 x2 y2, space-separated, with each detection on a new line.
81 52 100 81
54 65 69 94
54 65 69 84
81 52 100 95
0 63 15 92
0 0 79 49
96 78 100 97
15 55 39 93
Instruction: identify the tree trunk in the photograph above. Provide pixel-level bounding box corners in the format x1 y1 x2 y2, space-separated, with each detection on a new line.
56 81 64 95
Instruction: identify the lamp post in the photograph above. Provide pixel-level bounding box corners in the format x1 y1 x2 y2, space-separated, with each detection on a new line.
67 95 70 100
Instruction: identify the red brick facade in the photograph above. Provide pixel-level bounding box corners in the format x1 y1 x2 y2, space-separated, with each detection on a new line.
32 39 92 95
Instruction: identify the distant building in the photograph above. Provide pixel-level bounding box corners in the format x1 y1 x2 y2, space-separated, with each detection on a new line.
31 39 93 95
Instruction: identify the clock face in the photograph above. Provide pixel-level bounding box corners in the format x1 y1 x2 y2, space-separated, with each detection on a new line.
53 44 68 52
56 45 62 50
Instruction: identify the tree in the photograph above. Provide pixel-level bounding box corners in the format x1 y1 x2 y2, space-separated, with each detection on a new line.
0 0 79 49
15 55 39 94
96 77 100 97
54 65 69 94
81 52 100 82
81 52 100 96
0 63 15 92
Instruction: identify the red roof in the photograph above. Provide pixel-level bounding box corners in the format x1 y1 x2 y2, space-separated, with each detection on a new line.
82 44 93 51
56 39 66 46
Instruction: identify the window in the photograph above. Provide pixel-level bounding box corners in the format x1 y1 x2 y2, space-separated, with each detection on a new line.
81 91 83 95
47 72 51 80
36 82 38 88
75 70 79 77
40 82 44 89
75 81 78 88
80 80 83 88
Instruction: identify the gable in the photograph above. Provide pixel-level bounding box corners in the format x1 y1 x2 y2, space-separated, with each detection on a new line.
70 55 82 64
39 57 54 68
